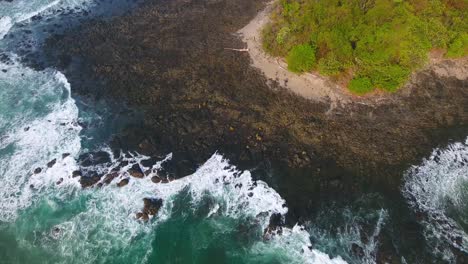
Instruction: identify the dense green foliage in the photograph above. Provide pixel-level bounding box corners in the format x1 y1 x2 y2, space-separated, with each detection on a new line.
287 44 316 72
349 77 373 94
263 0 468 94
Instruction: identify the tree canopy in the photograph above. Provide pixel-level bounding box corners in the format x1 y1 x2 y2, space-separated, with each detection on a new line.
262 0 468 94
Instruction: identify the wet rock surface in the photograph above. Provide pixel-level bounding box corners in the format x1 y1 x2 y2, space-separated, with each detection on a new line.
79 172 101 188
46 0 468 195
78 151 111 167
47 159 56 168
72 170 82 178
263 212 284 239
43 0 468 261
128 164 144 178
136 198 163 221
103 172 119 185
117 178 129 187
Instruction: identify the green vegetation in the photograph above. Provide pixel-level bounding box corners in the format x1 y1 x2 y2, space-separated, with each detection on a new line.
263 0 468 94
349 77 373 95
287 44 316 72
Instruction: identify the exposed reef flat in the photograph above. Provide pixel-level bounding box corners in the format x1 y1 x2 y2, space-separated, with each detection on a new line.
45 0 468 208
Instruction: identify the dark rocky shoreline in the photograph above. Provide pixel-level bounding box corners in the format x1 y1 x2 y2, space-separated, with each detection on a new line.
36 0 468 261
45 0 468 196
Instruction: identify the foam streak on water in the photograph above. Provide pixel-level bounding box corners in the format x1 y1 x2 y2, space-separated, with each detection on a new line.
0 16 12 40
0 56 82 222
35 150 347 264
0 0 96 43
0 0 355 263
403 138 468 261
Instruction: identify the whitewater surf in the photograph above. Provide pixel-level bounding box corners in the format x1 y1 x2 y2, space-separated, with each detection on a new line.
0 1 347 263
1 0 467 263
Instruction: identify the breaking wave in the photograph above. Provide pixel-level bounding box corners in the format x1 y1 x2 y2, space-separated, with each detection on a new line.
0 16 12 40
0 56 81 222
403 138 468 261
7 148 348 263
0 0 398 263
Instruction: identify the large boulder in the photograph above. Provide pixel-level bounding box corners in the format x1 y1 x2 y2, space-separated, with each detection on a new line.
143 198 163 216
79 172 101 188
128 164 144 178
117 178 129 187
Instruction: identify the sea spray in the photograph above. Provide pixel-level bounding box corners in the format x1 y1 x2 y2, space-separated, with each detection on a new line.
306 197 389 264
0 57 81 222
0 0 420 263
403 138 468 261
2 144 350 263
0 17 12 40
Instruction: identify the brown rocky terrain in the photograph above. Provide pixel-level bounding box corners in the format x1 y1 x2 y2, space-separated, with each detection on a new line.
44 0 468 210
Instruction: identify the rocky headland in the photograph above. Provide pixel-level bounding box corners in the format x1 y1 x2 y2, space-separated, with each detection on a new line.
43 0 468 213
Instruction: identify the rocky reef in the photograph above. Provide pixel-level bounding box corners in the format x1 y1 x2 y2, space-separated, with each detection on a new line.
44 0 468 210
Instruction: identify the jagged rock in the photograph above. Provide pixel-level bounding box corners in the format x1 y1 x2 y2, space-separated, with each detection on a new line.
117 178 129 187
47 159 57 168
142 198 163 216
263 213 283 238
140 157 158 168
62 153 70 159
136 212 144 219
78 151 111 167
80 173 101 188
34 167 42 174
56 178 64 185
136 212 149 221
72 170 82 177
128 164 144 178
103 172 118 185
351 243 365 258
151 176 161 183
160 178 169 184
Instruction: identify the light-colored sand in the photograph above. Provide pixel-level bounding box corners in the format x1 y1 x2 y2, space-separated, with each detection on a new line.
238 2 468 109
238 1 350 107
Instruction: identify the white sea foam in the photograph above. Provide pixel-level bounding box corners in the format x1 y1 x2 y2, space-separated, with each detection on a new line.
0 16 12 40
361 209 388 263
18 149 346 264
403 138 468 260
0 0 58 39
14 0 60 23
41 152 290 260
307 205 388 264
0 58 82 222
0 2 349 263
0 0 95 41
250 224 348 264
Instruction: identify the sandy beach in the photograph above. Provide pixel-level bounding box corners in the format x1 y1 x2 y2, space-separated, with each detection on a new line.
238 1 351 108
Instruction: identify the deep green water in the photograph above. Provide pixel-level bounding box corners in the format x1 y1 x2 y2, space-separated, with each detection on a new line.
0 1 467 263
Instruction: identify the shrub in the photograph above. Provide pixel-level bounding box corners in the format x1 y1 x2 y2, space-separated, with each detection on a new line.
276 26 291 45
370 64 410 92
263 0 468 94
447 33 468 58
287 44 316 73
349 77 374 95
317 54 343 75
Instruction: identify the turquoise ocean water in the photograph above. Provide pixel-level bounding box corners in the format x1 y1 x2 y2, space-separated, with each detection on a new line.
0 1 467 263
